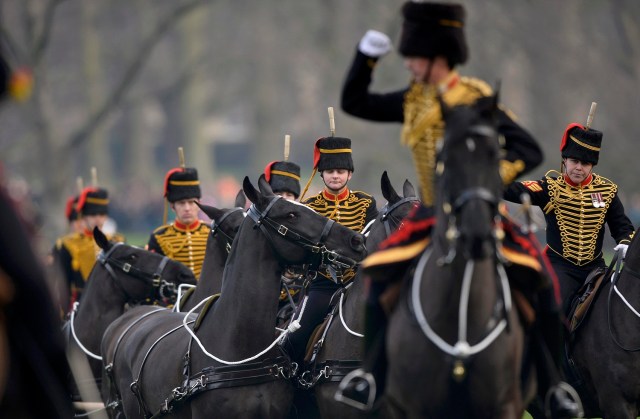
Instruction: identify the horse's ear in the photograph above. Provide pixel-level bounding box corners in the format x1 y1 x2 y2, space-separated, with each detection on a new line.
257 174 275 198
94 227 110 250
381 171 400 203
242 176 259 204
403 179 417 199
234 189 246 209
195 201 221 221
493 80 501 109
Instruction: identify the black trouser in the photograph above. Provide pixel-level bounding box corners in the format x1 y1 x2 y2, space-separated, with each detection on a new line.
284 280 339 365
546 252 605 315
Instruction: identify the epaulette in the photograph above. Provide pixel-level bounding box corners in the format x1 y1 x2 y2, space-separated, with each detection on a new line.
593 174 614 186
152 224 171 234
459 76 493 97
350 190 374 198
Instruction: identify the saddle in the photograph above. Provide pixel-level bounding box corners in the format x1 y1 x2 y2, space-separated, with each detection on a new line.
360 205 548 322
567 267 607 334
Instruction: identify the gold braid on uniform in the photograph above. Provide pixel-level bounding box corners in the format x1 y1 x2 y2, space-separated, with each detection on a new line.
401 74 492 205
544 170 617 266
500 159 526 185
58 233 100 281
304 190 373 283
153 222 209 278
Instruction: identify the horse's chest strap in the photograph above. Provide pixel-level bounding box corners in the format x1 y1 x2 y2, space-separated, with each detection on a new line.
153 357 291 417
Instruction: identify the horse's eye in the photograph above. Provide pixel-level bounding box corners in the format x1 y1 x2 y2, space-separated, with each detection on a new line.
288 212 297 219
129 254 138 261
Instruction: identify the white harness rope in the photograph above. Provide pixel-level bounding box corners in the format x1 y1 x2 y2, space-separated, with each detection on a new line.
611 270 640 317
181 295 301 365
69 301 103 361
411 247 512 358
338 283 364 338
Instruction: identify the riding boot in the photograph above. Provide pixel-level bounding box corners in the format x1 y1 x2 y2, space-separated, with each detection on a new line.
536 310 584 419
335 300 387 411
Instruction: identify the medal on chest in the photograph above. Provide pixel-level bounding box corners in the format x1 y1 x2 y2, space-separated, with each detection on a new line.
590 192 604 208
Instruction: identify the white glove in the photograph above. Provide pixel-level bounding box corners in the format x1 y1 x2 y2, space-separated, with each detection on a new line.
614 243 629 258
358 30 392 58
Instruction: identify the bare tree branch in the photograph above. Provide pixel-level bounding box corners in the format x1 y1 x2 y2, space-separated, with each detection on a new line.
65 0 213 151
31 0 66 65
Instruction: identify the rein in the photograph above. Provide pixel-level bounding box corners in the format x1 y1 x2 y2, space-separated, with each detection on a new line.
379 196 420 237
210 206 244 254
410 247 511 359
606 249 640 351
246 197 359 270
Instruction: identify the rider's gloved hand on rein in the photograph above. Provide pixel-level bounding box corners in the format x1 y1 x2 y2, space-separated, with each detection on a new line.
614 243 629 258
358 30 392 58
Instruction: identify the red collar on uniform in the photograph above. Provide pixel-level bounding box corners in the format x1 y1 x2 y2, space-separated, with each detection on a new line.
438 71 460 94
174 220 201 231
322 188 350 202
82 227 93 237
563 173 593 188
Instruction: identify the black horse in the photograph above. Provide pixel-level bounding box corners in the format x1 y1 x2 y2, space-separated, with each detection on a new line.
308 171 418 418
0 184 74 418
64 227 197 406
384 95 528 418
100 176 367 418
567 226 640 418
177 190 246 313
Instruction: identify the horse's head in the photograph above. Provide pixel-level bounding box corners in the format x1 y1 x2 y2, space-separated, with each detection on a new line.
92 227 198 303
243 175 367 269
364 171 420 251
196 191 246 255
437 94 502 260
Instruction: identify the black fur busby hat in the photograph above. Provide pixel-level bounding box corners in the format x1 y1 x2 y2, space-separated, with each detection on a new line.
399 1 468 67
313 137 354 172
164 167 201 203
265 161 301 198
77 187 109 216
560 123 602 165
65 195 79 222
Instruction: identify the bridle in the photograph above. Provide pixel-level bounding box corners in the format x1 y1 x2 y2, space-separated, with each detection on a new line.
438 123 502 264
246 196 360 271
379 196 421 237
408 119 512 364
69 244 176 361
210 207 244 254
97 242 177 302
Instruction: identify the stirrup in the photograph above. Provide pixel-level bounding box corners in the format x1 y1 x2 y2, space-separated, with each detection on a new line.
334 368 376 411
544 381 584 418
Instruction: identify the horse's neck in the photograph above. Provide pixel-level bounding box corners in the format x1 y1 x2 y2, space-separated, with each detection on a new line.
199 227 283 357
75 271 128 349
365 221 386 253
192 235 227 300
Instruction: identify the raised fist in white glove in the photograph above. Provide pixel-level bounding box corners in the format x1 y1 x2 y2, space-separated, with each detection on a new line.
614 243 629 258
358 30 392 58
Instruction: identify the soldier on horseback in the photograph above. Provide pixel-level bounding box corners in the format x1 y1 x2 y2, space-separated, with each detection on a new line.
264 160 301 202
283 136 377 366
505 113 635 315
337 1 582 417
147 165 210 280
